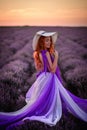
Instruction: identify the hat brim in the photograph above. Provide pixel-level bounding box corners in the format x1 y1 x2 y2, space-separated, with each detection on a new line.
32 30 58 50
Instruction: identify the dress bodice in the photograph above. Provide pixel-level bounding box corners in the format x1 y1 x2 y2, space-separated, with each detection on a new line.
37 50 63 83
41 50 49 73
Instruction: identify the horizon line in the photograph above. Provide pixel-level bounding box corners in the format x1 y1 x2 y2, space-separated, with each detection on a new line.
0 25 87 27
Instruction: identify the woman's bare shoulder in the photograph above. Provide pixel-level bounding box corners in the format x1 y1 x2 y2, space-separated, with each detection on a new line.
33 51 37 58
39 52 42 57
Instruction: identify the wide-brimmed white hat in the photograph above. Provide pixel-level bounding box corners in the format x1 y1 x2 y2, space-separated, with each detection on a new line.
32 30 58 50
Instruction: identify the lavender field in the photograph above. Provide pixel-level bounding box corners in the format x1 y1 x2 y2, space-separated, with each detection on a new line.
0 26 87 130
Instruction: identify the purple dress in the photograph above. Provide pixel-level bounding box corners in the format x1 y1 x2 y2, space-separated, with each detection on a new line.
0 50 87 130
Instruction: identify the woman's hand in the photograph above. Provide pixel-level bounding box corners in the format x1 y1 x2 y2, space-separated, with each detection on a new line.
54 50 58 59
46 50 58 73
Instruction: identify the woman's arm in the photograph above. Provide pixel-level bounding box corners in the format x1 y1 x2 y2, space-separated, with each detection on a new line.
46 50 58 73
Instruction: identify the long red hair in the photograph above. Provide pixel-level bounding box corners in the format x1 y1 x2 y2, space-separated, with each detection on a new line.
33 36 54 70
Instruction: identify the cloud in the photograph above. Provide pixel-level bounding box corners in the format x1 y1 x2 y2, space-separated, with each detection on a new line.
56 8 87 18
5 7 57 18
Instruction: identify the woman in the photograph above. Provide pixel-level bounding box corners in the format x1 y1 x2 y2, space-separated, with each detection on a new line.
0 30 87 130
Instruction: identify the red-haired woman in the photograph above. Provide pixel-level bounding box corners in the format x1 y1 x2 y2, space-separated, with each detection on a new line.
0 31 87 130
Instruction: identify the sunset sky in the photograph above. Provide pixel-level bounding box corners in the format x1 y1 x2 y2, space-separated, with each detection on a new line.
0 0 87 26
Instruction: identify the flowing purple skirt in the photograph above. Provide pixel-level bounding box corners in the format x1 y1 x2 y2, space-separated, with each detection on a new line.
0 71 87 130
